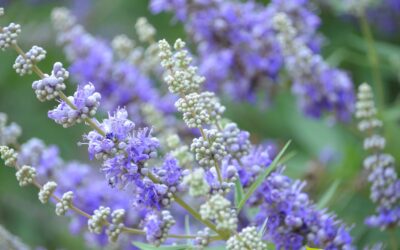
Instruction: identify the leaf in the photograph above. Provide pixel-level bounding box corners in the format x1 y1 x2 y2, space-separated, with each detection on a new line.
237 141 291 211
132 242 190 250
234 178 244 207
306 247 323 250
258 216 269 237
317 180 341 209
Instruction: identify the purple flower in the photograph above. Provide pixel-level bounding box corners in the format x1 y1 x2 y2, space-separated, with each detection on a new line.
85 108 159 188
17 138 62 182
252 170 353 249
48 83 101 127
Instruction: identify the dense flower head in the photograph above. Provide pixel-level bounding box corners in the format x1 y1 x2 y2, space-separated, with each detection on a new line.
135 17 156 43
32 62 68 102
273 12 355 121
85 108 159 189
175 92 225 128
0 113 22 146
159 39 205 95
191 129 227 168
0 22 21 51
222 122 251 159
154 155 182 187
55 191 74 216
48 83 101 127
38 181 57 204
200 193 237 231
235 145 272 188
13 45 46 76
253 170 353 249
182 168 210 197
355 83 400 230
88 206 111 234
15 165 36 186
226 226 267 250
17 138 62 182
106 209 125 243
143 210 175 246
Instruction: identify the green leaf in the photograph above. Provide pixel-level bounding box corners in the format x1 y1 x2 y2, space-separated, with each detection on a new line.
317 180 341 209
132 242 190 250
237 140 291 211
234 178 244 207
306 247 322 250
258 216 269 237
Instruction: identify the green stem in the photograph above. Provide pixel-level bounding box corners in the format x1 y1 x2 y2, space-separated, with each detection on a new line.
174 195 228 239
358 10 385 112
146 173 228 239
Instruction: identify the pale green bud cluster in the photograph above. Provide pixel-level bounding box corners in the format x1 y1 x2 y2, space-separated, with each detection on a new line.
51 7 76 32
135 17 156 43
106 209 125 243
158 39 204 95
13 45 46 76
199 194 237 231
183 168 210 197
38 181 57 204
0 146 17 167
88 206 111 234
194 228 211 250
175 92 225 128
0 22 21 51
226 226 267 250
112 34 134 59
356 83 386 151
356 83 382 131
55 191 74 216
15 165 36 186
191 129 227 168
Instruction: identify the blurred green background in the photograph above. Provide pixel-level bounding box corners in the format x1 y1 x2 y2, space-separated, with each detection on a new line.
0 0 400 249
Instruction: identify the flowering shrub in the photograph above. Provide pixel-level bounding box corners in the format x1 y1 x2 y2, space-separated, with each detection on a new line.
0 1 399 249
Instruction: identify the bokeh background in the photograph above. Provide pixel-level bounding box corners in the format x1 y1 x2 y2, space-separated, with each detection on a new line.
0 0 399 249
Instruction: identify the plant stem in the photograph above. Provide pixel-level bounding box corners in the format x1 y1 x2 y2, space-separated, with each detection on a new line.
358 9 385 112
146 172 228 239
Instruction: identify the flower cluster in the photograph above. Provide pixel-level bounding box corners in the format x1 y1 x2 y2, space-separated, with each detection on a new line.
15 165 36 186
273 12 355 121
13 45 46 76
32 62 68 102
85 108 159 188
51 8 172 123
200 194 237 231
0 6 358 249
253 170 353 249
143 210 175 246
48 83 101 127
0 22 21 50
151 0 319 104
356 83 400 229
226 226 266 250
0 113 21 146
